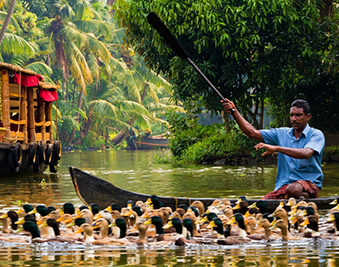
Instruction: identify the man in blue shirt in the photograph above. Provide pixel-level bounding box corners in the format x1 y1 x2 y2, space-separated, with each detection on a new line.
222 99 325 199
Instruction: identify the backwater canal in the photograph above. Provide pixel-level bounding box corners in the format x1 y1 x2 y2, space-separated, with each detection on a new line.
0 149 339 266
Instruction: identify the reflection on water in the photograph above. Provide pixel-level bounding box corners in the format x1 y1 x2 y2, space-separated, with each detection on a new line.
0 150 339 266
0 241 339 266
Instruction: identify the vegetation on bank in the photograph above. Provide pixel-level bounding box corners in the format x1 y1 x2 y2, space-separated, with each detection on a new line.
0 0 182 150
154 110 339 165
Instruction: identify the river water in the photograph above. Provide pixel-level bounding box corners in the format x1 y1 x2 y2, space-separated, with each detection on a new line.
0 149 339 266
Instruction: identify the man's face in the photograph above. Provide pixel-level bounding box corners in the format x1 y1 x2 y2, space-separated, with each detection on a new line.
289 106 311 131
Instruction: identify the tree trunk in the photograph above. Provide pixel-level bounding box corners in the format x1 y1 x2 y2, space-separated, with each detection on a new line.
0 0 16 46
221 111 231 132
319 0 333 18
66 87 84 147
111 130 125 145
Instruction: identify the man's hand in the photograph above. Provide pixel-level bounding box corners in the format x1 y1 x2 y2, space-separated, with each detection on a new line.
255 142 278 157
221 99 236 114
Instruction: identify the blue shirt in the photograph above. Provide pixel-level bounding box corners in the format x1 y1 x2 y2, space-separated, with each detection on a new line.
260 124 325 190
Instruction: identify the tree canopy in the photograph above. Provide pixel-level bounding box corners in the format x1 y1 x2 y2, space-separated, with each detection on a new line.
115 0 339 132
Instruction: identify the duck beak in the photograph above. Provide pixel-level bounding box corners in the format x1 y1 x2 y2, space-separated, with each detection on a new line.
74 227 83 234
16 207 24 214
38 221 48 228
327 214 335 222
227 217 237 225
247 202 257 209
15 227 24 234
207 221 216 229
329 199 337 205
300 218 309 227
0 213 8 219
233 202 241 210
163 221 173 229
15 217 26 225
28 208 37 215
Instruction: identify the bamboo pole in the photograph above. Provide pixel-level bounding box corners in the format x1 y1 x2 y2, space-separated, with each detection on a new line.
27 87 35 142
1 70 11 143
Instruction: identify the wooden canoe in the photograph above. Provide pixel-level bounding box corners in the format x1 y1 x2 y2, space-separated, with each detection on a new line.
69 166 338 212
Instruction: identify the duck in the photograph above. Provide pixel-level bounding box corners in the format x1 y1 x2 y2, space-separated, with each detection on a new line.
182 211 200 237
105 203 121 213
15 221 44 243
75 223 133 246
93 218 110 238
0 210 19 233
210 217 250 245
59 202 75 215
74 205 88 214
163 217 197 246
145 195 164 209
74 209 93 224
89 203 99 216
248 200 268 214
94 210 113 223
258 218 281 240
130 221 148 245
190 201 205 216
144 215 171 242
108 217 129 239
326 211 339 235
15 214 37 226
28 204 49 219
232 196 249 215
299 214 320 238
16 204 34 215
228 213 264 240
269 219 302 241
38 218 80 243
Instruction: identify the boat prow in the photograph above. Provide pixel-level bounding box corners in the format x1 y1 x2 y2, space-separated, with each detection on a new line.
69 166 337 212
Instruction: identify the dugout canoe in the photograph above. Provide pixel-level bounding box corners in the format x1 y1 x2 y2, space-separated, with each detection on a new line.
69 166 337 212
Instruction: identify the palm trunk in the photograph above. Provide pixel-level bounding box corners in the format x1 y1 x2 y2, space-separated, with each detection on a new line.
66 87 84 147
0 0 16 46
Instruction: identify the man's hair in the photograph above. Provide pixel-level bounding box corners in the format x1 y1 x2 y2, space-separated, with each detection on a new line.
291 99 311 114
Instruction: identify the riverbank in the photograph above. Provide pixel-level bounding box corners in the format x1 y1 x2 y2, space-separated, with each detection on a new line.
202 145 339 166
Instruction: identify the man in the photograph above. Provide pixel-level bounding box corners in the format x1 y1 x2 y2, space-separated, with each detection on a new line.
222 99 325 199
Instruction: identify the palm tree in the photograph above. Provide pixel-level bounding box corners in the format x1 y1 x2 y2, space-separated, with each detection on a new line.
0 0 16 46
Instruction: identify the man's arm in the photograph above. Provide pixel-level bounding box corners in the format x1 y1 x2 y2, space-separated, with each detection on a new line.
255 142 314 159
222 99 263 141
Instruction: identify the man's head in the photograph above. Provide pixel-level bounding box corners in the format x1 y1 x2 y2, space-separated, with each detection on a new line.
291 99 311 115
290 99 311 132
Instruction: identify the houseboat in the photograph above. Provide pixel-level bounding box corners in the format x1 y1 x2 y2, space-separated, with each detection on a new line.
0 62 61 176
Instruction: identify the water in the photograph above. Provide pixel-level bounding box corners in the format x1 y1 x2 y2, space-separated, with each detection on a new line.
0 149 339 266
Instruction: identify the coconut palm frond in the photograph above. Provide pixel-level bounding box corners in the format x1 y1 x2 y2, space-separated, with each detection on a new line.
85 33 111 65
124 71 142 103
60 115 81 132
75 20 110 38
0 33 36 57
24 61 53 76
118 100 151 116
89 99 120 117
0 11 22 35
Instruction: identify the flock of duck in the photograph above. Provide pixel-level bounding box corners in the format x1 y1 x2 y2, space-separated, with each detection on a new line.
1 195 339 247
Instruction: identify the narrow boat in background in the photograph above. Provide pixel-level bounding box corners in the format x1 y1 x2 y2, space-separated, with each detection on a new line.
69 166 336 212
127 134 169 150
0 62 62 176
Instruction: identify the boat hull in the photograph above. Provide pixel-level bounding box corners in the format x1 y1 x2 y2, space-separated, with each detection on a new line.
128 135 169 150
69 166 337 212
0 144 48 176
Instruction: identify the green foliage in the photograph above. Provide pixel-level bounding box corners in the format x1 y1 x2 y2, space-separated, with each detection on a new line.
164 110 260 163
114 0 339 132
